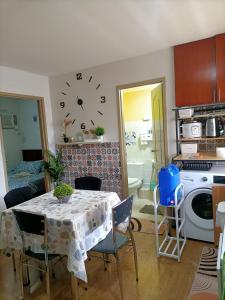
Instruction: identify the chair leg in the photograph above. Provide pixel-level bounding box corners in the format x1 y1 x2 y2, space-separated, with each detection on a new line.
46 266 51 300
12 252 16 272
103 253 107 271
129 230 139 281
18 253 25 300
50 261 56 278
115 252 124 300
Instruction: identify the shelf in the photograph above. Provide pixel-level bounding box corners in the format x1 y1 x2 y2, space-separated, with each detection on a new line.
173 152 225 161
178 136 225 142
56 140 103 146
172 102 225 111
153 184 186 262
177 112 225 120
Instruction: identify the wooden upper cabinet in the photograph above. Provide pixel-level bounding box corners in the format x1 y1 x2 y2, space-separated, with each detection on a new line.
216 34 225 102
174 38 215 107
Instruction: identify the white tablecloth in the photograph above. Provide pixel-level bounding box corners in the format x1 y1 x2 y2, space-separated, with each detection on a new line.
0 190 120 282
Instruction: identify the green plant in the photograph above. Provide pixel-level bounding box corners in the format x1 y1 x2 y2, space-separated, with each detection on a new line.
53 182 73 199
44 150 64 184
95 127 105 136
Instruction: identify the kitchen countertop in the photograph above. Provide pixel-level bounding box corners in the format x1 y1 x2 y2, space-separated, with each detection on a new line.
173 152 225 161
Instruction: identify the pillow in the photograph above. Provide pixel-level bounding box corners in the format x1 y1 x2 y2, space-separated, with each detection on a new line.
14 160 43 174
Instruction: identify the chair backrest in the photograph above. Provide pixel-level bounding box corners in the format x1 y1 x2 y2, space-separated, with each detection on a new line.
13 210 46 236
4 187 33 209
113 195 133 228
74 176 102 191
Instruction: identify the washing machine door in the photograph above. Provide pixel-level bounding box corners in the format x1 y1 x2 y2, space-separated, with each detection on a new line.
185 188 213 230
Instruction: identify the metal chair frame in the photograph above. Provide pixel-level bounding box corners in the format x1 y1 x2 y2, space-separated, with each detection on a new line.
91 196 138 300
13 210 54 300
4 187 33 273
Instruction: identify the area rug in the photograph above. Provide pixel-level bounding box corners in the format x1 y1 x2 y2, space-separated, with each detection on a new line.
188 246 218 300
130 217 165 235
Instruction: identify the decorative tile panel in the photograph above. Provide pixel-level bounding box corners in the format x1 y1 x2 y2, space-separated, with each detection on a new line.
56 142 122 198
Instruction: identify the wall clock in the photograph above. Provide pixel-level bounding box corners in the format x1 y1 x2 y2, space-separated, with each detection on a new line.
59 72 106 131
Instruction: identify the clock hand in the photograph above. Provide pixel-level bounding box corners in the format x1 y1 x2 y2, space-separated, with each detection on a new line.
77 96 84 110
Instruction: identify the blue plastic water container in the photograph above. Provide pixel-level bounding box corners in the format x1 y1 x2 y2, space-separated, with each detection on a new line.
158 164 181 206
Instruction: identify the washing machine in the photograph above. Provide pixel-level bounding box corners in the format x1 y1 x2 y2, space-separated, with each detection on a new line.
180 166 225 242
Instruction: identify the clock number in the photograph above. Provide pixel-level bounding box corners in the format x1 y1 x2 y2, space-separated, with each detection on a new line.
60 101 65 108
76 73 82 80
81 123 86 130
100 96 106 103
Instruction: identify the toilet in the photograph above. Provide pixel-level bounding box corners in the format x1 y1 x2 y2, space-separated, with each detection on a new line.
127 162 144 200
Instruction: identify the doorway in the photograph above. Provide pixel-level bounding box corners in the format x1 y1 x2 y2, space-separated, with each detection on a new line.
117 79 168 221
0 92 49 195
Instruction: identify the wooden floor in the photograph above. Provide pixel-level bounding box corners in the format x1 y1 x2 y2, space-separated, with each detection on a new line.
0 232 210 300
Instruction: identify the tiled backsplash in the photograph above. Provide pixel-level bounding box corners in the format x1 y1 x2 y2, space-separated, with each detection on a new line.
56 142 122 198
198 139 225 152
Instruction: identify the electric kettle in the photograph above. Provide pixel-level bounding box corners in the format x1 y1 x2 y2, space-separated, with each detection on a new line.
206 117 220 137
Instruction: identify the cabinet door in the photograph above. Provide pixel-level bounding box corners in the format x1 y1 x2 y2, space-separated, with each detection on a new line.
174 38 215 107
212 185 225 246
216 34 225 102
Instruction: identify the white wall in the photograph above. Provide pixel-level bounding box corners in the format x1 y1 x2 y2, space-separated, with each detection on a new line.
0 98 42 172
49 47 176 155
19 100 42 150
0 66 54 201
0 99 23 171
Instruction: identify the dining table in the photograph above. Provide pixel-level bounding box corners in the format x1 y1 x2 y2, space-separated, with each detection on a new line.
0 189 121 299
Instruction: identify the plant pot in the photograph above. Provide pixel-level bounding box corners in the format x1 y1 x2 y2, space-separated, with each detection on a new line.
96 135 104 142
58 195 71 204
64 137 69 143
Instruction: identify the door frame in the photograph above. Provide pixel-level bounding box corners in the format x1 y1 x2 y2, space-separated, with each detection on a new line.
0 91 50 192
117 77 168 199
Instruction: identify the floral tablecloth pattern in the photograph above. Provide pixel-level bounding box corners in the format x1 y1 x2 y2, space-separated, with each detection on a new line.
0 190 120 282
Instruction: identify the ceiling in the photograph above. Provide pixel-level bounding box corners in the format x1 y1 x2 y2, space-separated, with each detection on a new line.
1 0 225 76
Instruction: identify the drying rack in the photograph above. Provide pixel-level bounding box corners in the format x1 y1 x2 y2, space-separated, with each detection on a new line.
153 183 186 262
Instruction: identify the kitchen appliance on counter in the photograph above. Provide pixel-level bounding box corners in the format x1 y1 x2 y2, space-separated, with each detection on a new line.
206 116 220 137
181 121 202 138
181 166 225 242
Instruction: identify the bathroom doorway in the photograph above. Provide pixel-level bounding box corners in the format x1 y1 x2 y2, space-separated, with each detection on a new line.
117 79 168 222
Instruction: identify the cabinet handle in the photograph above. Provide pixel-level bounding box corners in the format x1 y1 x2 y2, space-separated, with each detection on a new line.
213 89 216 103
218 88 221 102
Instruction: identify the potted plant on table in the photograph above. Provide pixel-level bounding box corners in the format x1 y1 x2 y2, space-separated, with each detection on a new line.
95 126 105 142
44 150 64 187
53 182 74 203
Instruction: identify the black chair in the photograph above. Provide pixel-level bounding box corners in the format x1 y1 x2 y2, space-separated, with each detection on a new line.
4 187 33 209
4 187 33 272
74 176 102 191
13 210 59 300
90 196 138 300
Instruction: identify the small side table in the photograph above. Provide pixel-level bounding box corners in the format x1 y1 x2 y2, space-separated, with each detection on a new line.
153 183 186 262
